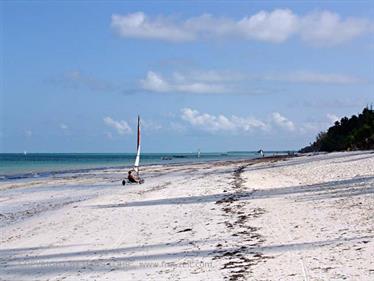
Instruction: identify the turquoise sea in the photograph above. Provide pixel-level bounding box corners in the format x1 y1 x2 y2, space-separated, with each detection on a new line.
0 151 288 180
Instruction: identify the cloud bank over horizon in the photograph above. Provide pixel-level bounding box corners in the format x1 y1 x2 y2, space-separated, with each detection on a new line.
138 69 366 95
102 108 313 137
180 108 298 133
111 9 373 46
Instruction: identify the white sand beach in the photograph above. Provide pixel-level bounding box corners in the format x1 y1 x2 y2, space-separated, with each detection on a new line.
1 151 373 281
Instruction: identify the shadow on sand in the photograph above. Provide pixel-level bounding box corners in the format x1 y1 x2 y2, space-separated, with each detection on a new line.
91 176 374 209
2 235 372 275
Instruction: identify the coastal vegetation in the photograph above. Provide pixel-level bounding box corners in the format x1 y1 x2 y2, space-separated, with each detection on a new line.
300 106 374 152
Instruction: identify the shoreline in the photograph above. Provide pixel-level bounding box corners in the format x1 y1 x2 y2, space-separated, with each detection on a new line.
3 149 370 183
1 151 373 280
0 153 291 184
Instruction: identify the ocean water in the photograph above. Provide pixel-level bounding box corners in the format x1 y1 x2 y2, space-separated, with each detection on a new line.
0 151 286 180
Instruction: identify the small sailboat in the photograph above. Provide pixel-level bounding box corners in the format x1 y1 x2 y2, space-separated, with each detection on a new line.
122 115 144 185
134 115 141 174
197 149 201 158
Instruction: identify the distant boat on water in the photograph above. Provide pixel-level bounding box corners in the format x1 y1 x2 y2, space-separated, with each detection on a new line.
161 156 173 160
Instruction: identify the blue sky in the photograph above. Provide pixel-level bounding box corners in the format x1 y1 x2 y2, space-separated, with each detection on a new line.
1 1 373 152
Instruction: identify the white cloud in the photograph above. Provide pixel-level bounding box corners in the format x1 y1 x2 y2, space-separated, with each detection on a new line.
140 71 170 92
111 10 372 46
140 71 228 94
271 112 295 131
300 10 371 46
140 69 365 95
183 14 235 38
232 116 269 131
111 12 195 42
187 70 244 82
139 68 366 95
237 9 298 43
99 110 342 137
181 108 268 132
103 117 132 135
181 108 235 131
265 71 364 84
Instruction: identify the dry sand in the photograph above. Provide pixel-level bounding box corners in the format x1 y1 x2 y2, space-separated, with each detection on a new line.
0 151 373 280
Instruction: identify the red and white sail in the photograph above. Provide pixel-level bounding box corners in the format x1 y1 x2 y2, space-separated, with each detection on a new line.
134 115 141 172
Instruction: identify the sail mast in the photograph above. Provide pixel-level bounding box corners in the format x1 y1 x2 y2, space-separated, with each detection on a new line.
137 115 140 153
134 115 141 173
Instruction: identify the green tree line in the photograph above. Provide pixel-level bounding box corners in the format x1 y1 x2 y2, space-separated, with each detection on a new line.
300 106 374 153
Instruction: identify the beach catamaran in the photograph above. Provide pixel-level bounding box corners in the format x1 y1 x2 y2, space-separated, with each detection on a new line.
122 115 144 185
